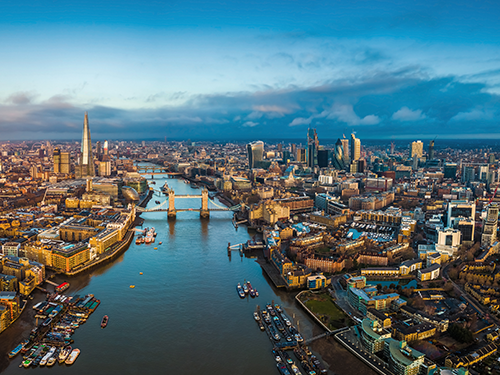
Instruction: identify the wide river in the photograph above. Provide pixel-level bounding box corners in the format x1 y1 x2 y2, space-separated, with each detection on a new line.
2 174 328 375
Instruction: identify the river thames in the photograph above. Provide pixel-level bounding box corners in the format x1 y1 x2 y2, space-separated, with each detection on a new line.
1 174 376 375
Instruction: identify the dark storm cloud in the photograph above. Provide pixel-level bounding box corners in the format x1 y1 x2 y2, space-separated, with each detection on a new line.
1 67 499 140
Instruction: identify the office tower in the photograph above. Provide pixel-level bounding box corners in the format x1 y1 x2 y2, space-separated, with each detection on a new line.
390 142 395 155
142 141 146 147
428 140 435 160
291 143 297 158
333 139 346 170
60 152 70 174
444 163 457 179
489 153 495 164
99 160 112 176
306 128 319 168
482 204 499 247
277 144 283 153
75 112 95 179
350 133 360 161
357 159 366 173
479 165 489 182
53 148 61 173
447 200 475 228
296 148 306 163
247 141 264 169
317 149 329 168
96 141 102 160
341 137 350 165
461 166 475 183
409 141 423 158
104 140 109 155
283 151 291 162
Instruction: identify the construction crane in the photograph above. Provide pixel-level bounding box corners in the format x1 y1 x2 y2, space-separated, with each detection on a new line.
41 187 49 206
488 186 499 205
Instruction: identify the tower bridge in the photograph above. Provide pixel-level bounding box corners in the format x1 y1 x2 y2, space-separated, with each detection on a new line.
136 187 241 219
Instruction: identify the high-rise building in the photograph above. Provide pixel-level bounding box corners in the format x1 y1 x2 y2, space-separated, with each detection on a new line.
350 134 360 161
341 137 350 165
333 139 346 170
60 152 70 174
96 141 102 160
247 141 264 169
390 142 395 155
296 148 306 163
53 148 61 173
291 143 297 158
75 112 95 179
307 128 319 168
317 149 329 168
444 163 457 179
428 140 435 160
482 204 498 247
409 141 423 158
462 166 475 183
104 140 109 155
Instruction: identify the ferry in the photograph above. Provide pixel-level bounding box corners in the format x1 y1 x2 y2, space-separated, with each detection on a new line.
8 340 27 358
236 283 245 298
65 348 80 365
101 315 109 328
58 346 72 363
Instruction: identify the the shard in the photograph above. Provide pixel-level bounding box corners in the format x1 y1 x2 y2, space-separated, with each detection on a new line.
76 112 95 178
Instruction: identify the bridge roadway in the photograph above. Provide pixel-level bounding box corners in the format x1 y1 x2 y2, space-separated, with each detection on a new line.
140 208 230 212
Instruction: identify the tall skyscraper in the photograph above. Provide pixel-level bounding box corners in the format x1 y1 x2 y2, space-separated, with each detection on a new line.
482 204 499 247
96 141 102 160
60 152 70 174
390 142 395 155
306 128 319 168
333 138 347 170
53 148 61 173
317 149 329 168
76 112 95 178
341 136 350 165
428 140 435 160
104 140 109 155
247 141 264 169
409 141 423 158
350 133 360 161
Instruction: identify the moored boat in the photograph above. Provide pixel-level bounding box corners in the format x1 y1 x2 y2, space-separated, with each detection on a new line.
58 346 72 363
242 283 249 294
253 312 260 321
236 283 245 298
65 348 80 365
101 315 109 328
40 346 56 366
8 340 28 358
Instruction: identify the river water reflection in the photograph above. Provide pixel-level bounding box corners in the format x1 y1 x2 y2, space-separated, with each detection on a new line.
2 175 321 375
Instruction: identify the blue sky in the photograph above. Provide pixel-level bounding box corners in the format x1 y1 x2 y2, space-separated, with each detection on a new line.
1 0 500 140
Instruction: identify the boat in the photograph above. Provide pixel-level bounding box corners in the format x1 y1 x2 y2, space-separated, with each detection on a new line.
101 315 109 328
40 346 56 366
47 357 57 367
236 283 245 298
58 346 72 363
253 312 260 321
65 348 80 365
22 359 32 368
8 340 27 358
135 236 144 245
255 289 259 297
159 242 162 245
130 285 135 288
274 304 283 313
242 283 249 294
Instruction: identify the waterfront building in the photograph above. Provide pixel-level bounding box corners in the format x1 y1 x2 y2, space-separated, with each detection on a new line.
307 274 327 289
0 274 17 292
417 263 440 281
0 291 20 334
51 243 90 273
384 338 425 375
247 141 264 169
249 200 290 225
359 318 391 354
75 112 95 178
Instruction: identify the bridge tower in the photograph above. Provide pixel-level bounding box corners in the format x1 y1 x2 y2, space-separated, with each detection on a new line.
168 189 176 219
200 188 209 218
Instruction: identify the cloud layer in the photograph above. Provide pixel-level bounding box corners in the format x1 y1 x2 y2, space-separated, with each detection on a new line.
1 66 499 140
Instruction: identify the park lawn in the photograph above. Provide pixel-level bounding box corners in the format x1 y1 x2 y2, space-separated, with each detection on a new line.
303 293 348 329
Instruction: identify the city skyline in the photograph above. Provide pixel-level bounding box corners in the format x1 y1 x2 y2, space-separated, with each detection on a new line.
0 1 499 141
